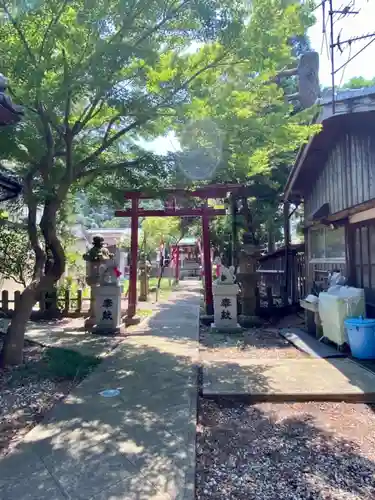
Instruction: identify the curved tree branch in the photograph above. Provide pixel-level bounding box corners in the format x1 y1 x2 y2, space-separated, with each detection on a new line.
39 0 70 59
75 158 142 182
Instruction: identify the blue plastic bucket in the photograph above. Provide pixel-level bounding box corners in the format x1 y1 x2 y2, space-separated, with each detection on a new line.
344 317 375 359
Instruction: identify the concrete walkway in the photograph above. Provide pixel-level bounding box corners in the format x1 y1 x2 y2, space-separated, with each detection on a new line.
0 282 200 500
202 357 375 402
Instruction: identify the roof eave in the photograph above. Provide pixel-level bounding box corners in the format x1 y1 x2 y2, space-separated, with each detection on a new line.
284 90 375 202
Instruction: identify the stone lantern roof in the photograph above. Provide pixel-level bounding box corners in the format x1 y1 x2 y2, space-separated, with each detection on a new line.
0 74 23 126
0 74 23 200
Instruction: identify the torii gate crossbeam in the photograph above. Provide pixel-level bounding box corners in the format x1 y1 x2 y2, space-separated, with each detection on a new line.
115 184 243 322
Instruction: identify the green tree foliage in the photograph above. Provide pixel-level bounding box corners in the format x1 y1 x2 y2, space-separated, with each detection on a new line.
0 0 253 364
0 0 252 364
141 217 180 254
342 76 375 89
0 0 317 364
173 1 319 252
102 218 131 229
0 222 34 286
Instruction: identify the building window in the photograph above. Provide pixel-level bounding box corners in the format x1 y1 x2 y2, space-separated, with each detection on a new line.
309 226 345 262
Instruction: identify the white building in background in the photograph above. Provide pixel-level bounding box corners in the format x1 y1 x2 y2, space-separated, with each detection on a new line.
84 228 143 248
84 228 144 278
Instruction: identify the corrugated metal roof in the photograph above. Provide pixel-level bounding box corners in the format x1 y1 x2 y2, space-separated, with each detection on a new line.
319 86 375 106
0 163 22 201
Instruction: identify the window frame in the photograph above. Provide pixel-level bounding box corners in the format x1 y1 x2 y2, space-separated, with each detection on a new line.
308 225 346 264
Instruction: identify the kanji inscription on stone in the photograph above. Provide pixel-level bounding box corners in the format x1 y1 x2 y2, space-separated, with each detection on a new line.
221 310 232 320
221 298 231 308
102 298 113 308
102 310 113 321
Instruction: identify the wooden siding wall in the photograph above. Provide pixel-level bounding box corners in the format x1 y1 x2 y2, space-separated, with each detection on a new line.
305 132 375 218
257 248 306 304
350 220 375 316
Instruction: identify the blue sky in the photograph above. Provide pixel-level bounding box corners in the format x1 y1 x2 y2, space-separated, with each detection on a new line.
308 0 375 87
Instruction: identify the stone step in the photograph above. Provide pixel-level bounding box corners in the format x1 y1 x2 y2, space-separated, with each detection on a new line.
202 357 375 403
279 327 346 358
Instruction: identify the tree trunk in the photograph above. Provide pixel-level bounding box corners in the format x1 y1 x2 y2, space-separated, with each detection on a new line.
43 243 60 318
0 287 36 365
0 197 66 366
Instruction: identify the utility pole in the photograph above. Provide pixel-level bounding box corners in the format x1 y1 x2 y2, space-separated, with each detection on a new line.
324 0 375 114
328 0 335 114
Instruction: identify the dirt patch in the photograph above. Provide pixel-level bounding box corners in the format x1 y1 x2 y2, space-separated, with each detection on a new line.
200 324 307 360
196 398 375 500
0 335 100 457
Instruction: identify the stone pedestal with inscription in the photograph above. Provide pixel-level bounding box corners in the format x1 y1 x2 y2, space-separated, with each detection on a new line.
92 285 122 334
91 263 124 335
211 281 241 334
84 261 106 330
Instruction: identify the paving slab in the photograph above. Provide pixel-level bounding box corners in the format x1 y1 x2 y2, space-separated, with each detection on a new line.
202 357 375 402
0 281 200 500
279 327 347 358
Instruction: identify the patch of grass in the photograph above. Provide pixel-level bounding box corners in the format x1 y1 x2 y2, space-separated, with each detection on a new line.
41 347 100 381
149 277 173 289
123 277 174 301
10 346 100 384
136 308 153 319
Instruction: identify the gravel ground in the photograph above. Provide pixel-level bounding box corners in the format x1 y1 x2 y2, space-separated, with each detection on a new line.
0 338 71 456
197 319 375 499
199 324 307 360
196 398 375 500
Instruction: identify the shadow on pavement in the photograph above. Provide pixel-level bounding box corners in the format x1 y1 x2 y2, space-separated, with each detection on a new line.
0 286 200 500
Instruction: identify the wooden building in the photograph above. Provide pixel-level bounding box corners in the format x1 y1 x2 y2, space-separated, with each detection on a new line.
284 87 375 314
257 243 306 306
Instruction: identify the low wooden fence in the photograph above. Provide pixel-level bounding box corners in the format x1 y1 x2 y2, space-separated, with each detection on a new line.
256 243 306 310
0 289 91 316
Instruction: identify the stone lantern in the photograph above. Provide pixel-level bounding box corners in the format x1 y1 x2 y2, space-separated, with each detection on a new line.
237 243 259 315
0 74 23 126
83 236 115 331
138 252 151 302
0 74 23 201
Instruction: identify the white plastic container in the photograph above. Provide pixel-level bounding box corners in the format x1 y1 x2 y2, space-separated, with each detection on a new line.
318 287 365 347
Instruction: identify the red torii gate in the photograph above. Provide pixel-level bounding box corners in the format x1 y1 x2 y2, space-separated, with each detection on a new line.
115 184 243 320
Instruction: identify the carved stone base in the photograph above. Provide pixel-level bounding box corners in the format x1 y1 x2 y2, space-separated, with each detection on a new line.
123 315 141 327
241 297 258 317
237 272 259 317
200 314 214 326
84 316 96 330
210 322 242 334
238 315 263 328
91 324 127 335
